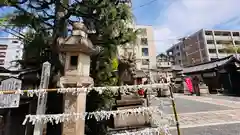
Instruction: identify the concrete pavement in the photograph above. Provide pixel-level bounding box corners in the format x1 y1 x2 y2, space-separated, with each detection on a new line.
170 123 240 135
175 94 240 108
151 94 240 135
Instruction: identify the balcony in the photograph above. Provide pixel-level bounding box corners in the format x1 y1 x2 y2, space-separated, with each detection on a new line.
214 35 232 40
157 62 172 68
233 36 240 41
207 44 215 49
0 60 4 65
205 35 214 40
209 53 218 58
218 53 229 58
215 44 226 49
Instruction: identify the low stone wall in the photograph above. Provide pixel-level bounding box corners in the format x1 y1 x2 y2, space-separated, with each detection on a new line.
113 96 150 129
113 109 150 128
199 84 209 96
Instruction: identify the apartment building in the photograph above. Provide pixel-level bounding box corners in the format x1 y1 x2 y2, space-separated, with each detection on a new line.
156 53 173 68
156 53 173 81
118 25 157 70
135 25 157 70
166 41 184 65
166 29 240 66
0 44 8 66
0 37 23 70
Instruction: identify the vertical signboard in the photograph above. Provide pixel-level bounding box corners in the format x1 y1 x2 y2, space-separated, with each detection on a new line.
0 78 22 108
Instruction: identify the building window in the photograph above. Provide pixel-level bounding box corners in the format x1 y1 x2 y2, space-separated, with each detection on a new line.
0 52 6 56
208 49 216 53
222 32 230 36
207 40 214 44
142 48 149 56
218 49 225 53
216 40 232 45
176 46 179 50
205 31 213 35
70 56 78 68
0 45 7 50
141 38 148 46
234 41 240 45
12 40 19 43
0 60 4 65
214 31 221 36
233 32 240 36
142 59 149 65
177 52 180 56
216 40 221 44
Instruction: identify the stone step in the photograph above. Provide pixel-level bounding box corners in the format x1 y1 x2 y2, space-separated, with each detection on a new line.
115 99 144 107
116 105 143 110
107 125 151 134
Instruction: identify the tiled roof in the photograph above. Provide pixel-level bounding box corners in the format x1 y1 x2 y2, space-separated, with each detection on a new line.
171 65 183 71
182 55 239 74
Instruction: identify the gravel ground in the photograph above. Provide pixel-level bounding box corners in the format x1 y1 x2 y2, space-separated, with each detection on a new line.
152 97 231 114
170 123 240 135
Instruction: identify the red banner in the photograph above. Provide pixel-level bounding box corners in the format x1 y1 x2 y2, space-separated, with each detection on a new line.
185 78 193 93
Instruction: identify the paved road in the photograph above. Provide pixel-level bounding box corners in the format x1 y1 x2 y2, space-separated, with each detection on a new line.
169 109 240 128
151 97 231 114
175 94 240 109
209 94 240 102
170 123 240 135
151 94 240 135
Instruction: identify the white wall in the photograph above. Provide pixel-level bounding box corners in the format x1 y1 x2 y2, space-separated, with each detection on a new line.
135 25 157 70
0 37 23 70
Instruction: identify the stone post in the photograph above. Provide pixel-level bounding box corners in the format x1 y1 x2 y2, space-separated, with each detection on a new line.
62 91 86 135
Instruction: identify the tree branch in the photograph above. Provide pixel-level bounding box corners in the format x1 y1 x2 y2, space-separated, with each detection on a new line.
1 29 25 40
10 4 54 29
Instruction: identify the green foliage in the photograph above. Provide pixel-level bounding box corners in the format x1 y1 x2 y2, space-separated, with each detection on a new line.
223 44 240 54
1 1 138 134
85 88 115 135
92 45 119 86
86 88 115 112
112 57 118 71
1 0 138 71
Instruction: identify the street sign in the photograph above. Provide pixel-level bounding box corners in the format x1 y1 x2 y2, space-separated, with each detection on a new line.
0 78 22 108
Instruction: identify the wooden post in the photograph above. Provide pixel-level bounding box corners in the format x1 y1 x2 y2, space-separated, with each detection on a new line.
33 62 51 135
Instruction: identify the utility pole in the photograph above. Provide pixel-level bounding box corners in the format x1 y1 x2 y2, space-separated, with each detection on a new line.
33 61 51 135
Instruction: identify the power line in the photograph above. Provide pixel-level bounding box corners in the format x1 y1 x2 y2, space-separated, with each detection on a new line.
132 0 159 10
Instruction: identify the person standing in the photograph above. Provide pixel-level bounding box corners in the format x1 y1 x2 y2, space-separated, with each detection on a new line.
193 76 200 96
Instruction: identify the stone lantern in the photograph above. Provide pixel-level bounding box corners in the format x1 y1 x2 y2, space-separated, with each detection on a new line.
59 22 95 135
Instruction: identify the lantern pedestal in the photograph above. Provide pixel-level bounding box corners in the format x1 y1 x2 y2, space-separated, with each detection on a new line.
110 95 150 130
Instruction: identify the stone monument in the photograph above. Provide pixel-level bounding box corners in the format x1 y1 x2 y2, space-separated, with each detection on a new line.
59 22 95 135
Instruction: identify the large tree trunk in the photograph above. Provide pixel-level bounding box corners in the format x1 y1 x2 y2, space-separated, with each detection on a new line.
46 0 67 134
